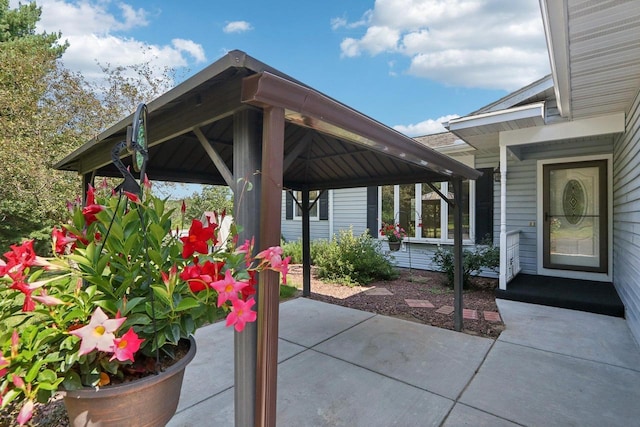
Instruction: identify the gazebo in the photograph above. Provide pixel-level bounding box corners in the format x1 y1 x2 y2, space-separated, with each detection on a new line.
55 50 481 426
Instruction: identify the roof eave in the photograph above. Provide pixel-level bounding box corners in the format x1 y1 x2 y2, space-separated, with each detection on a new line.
54 50 304 171
446 102 545 132
241 72 481 181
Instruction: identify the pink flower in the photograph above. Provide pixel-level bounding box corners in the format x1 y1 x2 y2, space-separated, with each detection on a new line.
110 328 144 362
271 256 291 285
0 351 8 378
256 246 283 267
236 237 255 266
12 374 24 389
69 307 126 355
226 298 257 332
16 399 34 426
32 289 64 306
210 270 248 307
10 330 19 358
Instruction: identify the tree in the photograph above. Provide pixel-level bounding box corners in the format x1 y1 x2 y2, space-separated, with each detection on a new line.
0 1 72 251
0 1 177 252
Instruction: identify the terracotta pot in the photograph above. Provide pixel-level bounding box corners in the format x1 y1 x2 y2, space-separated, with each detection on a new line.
63 336 196 427
388 241 401 251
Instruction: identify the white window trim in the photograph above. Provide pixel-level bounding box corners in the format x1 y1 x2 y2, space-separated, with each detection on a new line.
292 191 320 221
378 180 476 245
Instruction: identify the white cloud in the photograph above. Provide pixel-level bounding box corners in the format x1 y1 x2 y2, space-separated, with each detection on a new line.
33 0 206 85
223 21 253 34
333 0 549 91
393 114 460 136
172 39 206 63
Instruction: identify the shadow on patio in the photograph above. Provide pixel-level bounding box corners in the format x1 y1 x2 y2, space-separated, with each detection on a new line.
169 297 640 426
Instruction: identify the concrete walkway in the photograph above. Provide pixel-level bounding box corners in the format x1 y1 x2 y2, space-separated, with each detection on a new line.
168 298 640 426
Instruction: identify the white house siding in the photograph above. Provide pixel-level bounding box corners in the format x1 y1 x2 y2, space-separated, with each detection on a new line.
332 187 368 237
613 90 640 344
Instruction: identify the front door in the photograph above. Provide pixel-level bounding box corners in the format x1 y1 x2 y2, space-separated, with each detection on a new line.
543 160 608 273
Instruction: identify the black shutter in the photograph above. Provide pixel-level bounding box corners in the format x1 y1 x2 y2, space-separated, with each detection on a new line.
319 191 329 220
366 186 378 237
475 168 494 244
285 191 293 220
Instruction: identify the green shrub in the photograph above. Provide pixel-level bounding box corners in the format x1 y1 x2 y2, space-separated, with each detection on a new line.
281 239 303 263
281 238 330 264
314 228 399 286
432 241 499 289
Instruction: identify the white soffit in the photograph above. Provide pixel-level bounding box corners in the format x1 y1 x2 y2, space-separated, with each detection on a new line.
499 112 625 146
447 102 545 132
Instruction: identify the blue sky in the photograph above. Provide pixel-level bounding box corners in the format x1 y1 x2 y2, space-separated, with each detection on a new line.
23 0 549 136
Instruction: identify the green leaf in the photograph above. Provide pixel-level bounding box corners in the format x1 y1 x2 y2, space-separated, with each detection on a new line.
25 360 45 382
38 369 58 384
62 371 82 391
175 297 200 312
151 284 172 307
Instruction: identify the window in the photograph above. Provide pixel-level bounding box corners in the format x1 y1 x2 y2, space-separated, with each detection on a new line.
379 181 473 242
293 190 319 220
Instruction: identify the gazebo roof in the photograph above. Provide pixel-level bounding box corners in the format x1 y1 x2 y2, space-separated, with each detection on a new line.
55 50 480 189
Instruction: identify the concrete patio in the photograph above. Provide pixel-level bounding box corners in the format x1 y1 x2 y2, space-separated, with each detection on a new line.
168 297 640 426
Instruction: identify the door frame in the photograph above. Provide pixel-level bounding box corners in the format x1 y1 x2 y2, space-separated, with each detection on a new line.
536 154 613 282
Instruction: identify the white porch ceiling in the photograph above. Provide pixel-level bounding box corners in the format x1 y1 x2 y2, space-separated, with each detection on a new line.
542 0 640 119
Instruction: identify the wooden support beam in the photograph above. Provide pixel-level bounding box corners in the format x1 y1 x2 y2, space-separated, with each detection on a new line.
232 109 262 427
255 106 284 427
193 126 235 188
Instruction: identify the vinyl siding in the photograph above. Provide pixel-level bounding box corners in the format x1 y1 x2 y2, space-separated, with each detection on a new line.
332 187 368 237
475 139 614 276
613 89 640 344
280 188 366 242
280 192 330 242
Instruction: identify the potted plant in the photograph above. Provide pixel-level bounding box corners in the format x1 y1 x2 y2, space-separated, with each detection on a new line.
0 180 289 426
379 221 407 251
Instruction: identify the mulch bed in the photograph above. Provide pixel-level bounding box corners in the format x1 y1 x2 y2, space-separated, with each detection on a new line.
288 266 505 339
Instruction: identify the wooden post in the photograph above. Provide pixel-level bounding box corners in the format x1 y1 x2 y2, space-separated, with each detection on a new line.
233 109 261 427
255 106 284 427
452 178 464 332
302 189 311 297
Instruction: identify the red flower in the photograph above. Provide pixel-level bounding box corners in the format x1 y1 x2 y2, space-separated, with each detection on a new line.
180 219 216 259
52 227 77 255
241 270 257 301
123 191 140 203
82 185 104 225
2 241 36 273
180 262 208 293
